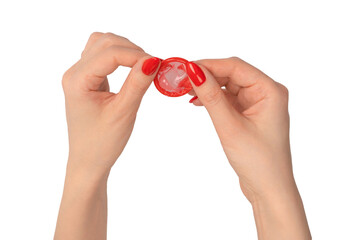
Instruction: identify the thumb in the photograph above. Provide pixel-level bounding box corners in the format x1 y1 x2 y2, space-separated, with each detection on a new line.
117 56 161 109
185 61 237 128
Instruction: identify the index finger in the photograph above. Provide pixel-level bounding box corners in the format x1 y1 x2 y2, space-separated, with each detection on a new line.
196 57 274 88
77 46 148 91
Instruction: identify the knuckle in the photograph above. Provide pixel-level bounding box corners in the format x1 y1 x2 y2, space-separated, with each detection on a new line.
229 56 241 62
270 82 289 105
120 35 129 41
104 32 127 39
282 86 289 99
229 56 243 64
202 88 223 106
277 83 289 99
62 69 71 80
61 65 78 92
61 69 72 90
100 33 120 49
103 32 115 39
89 32 103 41
229 56 247 75
102 33 129 47
134 44 145 52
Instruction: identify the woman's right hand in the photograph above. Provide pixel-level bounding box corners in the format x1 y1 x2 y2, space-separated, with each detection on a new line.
185 58 311 239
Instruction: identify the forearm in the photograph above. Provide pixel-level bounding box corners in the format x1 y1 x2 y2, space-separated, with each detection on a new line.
251 182 311 240
54 162 109 240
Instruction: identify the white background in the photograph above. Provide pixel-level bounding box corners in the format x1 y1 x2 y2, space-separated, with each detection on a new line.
0 0 359 239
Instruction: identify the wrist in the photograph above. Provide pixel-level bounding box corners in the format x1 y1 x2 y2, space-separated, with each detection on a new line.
62 164 109 201
250 182 311 240
239 170 298 204
67 153 112 178
64 155 111 191
251 183 303 216
252 176 300 204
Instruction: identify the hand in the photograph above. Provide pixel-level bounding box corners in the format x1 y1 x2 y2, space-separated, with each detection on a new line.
185 58 311 239
186 57 291 201
55 33 161 240
62 32 161 177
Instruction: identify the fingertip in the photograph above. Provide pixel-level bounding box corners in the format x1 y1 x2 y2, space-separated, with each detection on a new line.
189 96 198 103
141 57 161 76
185 62 206 87
193 101 203 106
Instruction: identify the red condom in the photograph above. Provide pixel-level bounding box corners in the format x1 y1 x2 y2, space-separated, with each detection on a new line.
153 57 193 97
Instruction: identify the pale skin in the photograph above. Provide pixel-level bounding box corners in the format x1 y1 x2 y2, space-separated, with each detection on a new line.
54 32 311 240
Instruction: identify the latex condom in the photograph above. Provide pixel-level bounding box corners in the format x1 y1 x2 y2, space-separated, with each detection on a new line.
153 57 192 97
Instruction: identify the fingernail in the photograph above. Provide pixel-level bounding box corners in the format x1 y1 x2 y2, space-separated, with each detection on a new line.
186 62 206 86
142 57 161 76
189 96 198 103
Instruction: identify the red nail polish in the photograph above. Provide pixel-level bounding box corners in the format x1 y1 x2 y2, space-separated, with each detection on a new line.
189 96 198 103
185 62 206 86
142 57 161 76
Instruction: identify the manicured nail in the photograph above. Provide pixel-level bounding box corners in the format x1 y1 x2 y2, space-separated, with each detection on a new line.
189 96 198 103
185 62 206 86
142 57 161 75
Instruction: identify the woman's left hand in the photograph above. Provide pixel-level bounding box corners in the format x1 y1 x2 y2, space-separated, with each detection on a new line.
62 32 161 177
